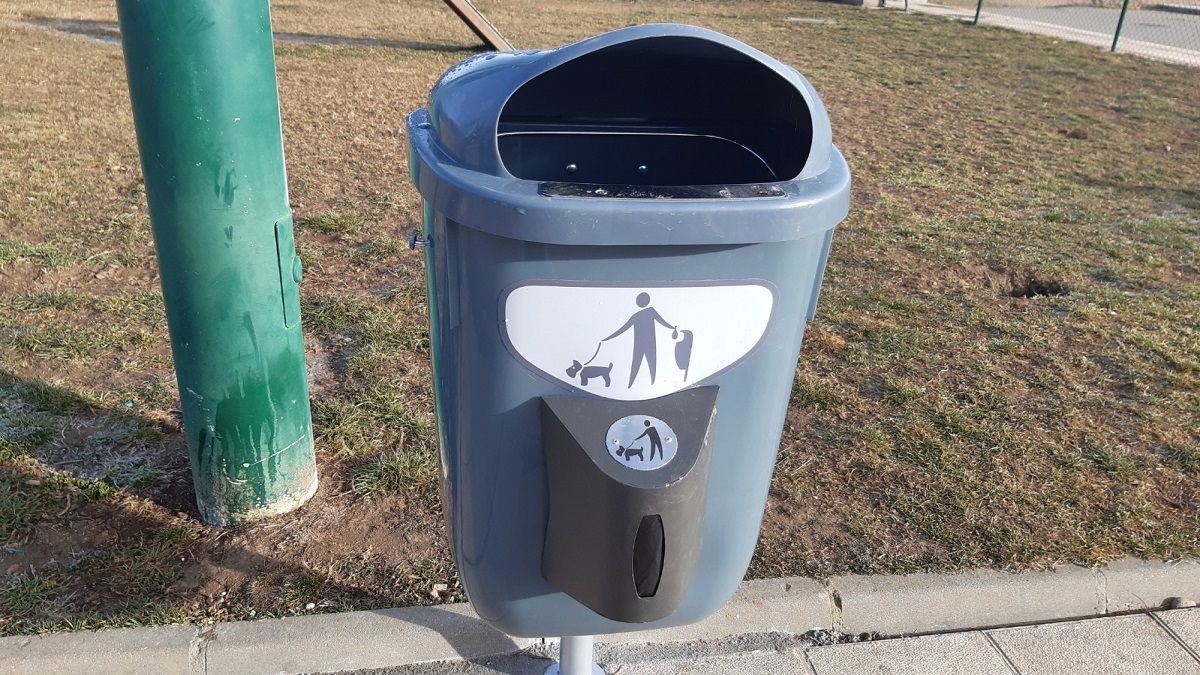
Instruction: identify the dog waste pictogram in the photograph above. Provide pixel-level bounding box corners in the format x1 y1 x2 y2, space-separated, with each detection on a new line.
606 414 678 471
503 282 775 401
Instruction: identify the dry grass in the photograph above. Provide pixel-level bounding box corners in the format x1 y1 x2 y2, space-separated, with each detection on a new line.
1 0 1198 635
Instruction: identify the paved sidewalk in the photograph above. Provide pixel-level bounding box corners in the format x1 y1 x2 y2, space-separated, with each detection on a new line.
805 609 1200 675
987 5 1200 52
903 2 1200 66
365 609 1200 674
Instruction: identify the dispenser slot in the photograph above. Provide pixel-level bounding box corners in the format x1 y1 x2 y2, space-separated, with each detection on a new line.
633 514 665 598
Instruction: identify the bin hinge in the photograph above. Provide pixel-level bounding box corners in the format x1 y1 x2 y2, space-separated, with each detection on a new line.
409 231 431 250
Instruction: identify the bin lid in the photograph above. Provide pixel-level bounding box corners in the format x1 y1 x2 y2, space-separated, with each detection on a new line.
407 24 849 246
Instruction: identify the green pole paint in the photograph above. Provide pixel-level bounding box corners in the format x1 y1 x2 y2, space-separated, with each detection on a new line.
115 0 317 524
1112 0 1131 51
973 0 985 25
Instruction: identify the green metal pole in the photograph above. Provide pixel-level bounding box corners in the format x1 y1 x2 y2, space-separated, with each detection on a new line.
115 0 317 525
973 0 985 25
1111 0 1131 51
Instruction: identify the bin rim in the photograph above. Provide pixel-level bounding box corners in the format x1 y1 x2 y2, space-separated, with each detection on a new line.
408 24 851 246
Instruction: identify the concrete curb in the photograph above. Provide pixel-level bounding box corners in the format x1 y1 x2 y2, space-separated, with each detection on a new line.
0 604 531 675
2 558 1198 674
1150 3 1200 16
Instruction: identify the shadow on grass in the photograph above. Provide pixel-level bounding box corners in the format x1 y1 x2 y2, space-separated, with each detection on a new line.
1 467 519 665
1080 177 1200 210
0 367 196 519
0 370 473 645
19 17 484 53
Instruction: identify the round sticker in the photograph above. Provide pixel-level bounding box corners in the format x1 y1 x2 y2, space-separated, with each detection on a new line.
606 415 678 471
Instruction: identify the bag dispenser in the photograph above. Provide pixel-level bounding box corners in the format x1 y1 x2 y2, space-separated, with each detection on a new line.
541 387 718 623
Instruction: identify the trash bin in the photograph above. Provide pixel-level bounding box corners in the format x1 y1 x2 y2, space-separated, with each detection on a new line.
407 23 849 638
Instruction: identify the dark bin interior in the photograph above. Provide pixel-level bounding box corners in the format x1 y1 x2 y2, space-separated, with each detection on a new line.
498 36 814 189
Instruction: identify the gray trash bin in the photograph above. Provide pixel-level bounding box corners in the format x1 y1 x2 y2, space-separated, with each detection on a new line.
407 23 849 638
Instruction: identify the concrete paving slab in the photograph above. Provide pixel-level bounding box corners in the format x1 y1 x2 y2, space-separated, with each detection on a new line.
1156 607 1200 655
0 623 196 675
363 635 816 675
613 649 812 675
355 652 552 674
594 633 815 675
830 565 1102 636
987 613 1200 675
1103 559 1200 613
359 651 812 675
806 631 1013 675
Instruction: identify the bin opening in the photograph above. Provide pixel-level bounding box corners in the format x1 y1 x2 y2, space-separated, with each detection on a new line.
498 36 813 190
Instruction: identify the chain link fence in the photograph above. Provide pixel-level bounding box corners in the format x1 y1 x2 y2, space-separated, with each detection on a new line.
887 0 1200 66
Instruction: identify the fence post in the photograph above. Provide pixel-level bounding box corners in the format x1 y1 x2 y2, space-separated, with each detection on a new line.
115 0 318 525
1111 0 1131 51
973 0 985 25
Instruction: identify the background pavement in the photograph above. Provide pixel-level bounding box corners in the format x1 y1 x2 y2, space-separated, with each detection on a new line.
908 1 1200 65
988 6 1200 51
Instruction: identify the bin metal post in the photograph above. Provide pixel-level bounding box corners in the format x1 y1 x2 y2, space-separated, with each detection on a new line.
973 0 985 25
547 636 603 675
115 0 318 525
1111 0 1131 51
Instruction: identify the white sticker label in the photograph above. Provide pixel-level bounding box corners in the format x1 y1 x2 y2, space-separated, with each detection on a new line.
502 282 775 401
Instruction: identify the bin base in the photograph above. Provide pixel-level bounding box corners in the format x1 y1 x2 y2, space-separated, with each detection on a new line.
547 635 605 675
544 666 605 675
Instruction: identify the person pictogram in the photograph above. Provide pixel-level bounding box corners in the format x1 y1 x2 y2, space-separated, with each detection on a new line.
601 292 677 387
631 419 664 461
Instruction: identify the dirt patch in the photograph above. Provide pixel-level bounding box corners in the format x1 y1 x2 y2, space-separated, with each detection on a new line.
164 479 444 602
1008 273 1071 298
4 466 450 626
